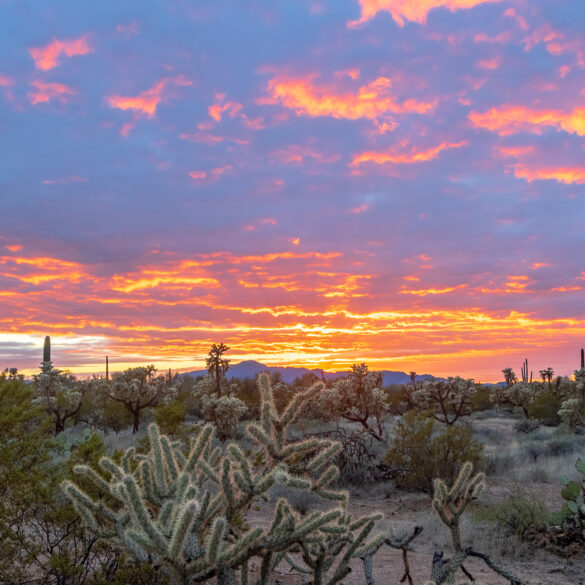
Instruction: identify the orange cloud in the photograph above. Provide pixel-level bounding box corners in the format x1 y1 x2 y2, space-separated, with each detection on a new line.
347 0 503 27
107 75 192 118
513 164 585 185
29 35 91 71
28 81 76 105
189 166 232 182
262 75 435 126
469 105 585 136
351 140 467 166
189 171 206 180
496 145 535 158
208 97 243 122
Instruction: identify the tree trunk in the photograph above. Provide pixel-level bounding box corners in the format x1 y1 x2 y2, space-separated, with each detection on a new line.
216 364 222 396
55 417 65 435
132 410 140 434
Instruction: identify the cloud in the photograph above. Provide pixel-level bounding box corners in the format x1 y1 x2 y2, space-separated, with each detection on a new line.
270 145 340 164
106 76 192 134
476 55 502 70
42 176 88 185
208 95 243 121
29 35 91 71
469 105 585 136
28 80 76 104
0 75 14 86
261 75 435 127
513 164 585 185
189 165 232 182
347 0 503 28
351 140 467 166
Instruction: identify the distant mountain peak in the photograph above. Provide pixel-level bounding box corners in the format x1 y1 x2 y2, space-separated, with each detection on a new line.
181 360 440 386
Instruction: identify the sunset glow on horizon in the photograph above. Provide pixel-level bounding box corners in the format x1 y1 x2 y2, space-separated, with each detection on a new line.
1 1 584 382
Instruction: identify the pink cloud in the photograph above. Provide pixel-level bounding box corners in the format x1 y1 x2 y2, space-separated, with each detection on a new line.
28 80 76 105
107 76 192 135
29 35 91 71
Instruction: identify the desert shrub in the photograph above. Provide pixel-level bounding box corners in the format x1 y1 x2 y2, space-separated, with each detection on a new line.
483 451 517 476
547 433 584 457
474 491 549 539
515 418 541 434
79 385 135 433
558 398 583 431
521 438 549 462
386 410 484 493
471 385 493 412
153 399 186 436
527 390 561 425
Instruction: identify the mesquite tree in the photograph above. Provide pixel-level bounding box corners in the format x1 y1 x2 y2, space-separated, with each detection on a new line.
102 365 177 433
63 373 384 585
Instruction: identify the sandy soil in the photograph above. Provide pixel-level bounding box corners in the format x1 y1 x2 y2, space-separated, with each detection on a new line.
247 488 585 585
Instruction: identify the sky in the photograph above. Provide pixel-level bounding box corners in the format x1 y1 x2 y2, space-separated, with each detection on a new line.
1 0 585 382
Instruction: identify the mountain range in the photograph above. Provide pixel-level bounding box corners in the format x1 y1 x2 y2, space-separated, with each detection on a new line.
181 360 438 386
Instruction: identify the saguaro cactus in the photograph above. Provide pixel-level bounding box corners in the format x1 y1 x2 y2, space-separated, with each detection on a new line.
43 335 51 364
581 348 584 370
63 373 383 585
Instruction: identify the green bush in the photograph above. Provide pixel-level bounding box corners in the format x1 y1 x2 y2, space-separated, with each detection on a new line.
527 390 561 425
474 490 549 539
386 410 484 493
471 386 493 412
153 399 186 436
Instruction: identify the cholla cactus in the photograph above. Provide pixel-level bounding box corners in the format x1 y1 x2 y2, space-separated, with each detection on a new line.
430 463 523 585
63 373 382 585
102 365 177 433
410 377 475 426
494 381 535 416
317 363 388 441
200 394 247 440
32 361 84 435
559 398 583 431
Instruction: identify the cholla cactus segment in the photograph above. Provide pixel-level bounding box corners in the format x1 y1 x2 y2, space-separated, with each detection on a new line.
430 463 524 585
559 398 583 431
32 362 84 435
493 381 535 416
101 365 178 433
317 363 388 441
63 371 382 585
411 377 476 426
200 393 247 440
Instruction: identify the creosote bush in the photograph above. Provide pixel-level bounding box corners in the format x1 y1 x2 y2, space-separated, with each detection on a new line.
386 410 483 493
